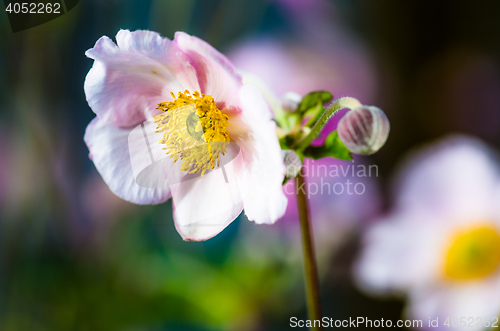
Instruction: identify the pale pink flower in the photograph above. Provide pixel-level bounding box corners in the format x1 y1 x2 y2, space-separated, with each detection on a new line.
355 136 500 330
83 30 287 241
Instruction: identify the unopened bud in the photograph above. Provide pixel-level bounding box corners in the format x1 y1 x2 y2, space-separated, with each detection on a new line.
282 150 302 179
337 106 390 155
281 91 302 112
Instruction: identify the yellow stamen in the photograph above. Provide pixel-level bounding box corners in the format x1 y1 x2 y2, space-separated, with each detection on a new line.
153 90 230 176
444 224 500 281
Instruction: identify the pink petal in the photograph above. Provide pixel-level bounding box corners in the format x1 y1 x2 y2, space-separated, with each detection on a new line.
409 280 500 329
170 143 246 241
85 30 199 127
234 84 287 224
355 211 444 295
173 32 242 109
84 117 171 204
394 136 500 222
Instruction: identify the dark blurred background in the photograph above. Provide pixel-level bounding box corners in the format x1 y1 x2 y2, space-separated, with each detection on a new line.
1 0 500 330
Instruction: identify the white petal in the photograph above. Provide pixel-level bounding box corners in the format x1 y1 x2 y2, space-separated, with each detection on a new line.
84 117 171 204
235 84 287 224
170 143 246 241
84 29 199 127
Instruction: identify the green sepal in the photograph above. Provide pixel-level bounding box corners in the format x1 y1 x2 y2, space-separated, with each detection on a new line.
296 149 304 162
279 135 294 150
297 91 333 113
303 130 353 161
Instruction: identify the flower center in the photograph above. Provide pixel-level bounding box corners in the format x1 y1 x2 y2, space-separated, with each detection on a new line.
154 90 230 176
444 224 500 281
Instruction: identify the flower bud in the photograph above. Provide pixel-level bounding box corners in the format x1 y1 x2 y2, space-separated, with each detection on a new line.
337 106 390 155
280 91 302 112
282 150 302 179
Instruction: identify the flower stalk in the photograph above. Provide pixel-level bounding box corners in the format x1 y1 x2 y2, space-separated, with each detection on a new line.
294 97 362 153
296 167 323 330
281 90 388 330
290 96 363 330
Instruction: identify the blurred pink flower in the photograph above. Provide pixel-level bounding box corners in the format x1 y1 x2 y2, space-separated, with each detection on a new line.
228 2 381 251
229 0 377 144
79 173 135 248
81 173 133 224
84 30 286 241
282 157 381 256
355 136 500 330
0 127 11 209
229 39 376 143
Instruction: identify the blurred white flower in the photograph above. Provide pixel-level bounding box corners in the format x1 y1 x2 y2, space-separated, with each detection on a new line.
355 136 500 330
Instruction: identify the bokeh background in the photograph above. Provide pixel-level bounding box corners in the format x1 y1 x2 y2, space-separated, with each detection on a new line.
1 0 500 330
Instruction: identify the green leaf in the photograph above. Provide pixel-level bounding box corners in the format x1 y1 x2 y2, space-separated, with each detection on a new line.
297 91 333 113
303 130 353 161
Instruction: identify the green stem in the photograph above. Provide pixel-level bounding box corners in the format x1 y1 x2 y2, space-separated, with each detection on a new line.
294 97 362 153
296 168 322 330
